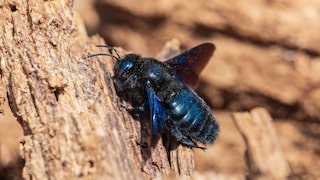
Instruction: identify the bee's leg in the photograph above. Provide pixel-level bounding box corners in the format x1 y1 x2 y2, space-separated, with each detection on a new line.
121 103 147 114
167 121 206 150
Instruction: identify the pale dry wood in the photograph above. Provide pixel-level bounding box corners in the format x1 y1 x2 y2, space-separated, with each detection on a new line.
232 107 290 180
0 0 194 179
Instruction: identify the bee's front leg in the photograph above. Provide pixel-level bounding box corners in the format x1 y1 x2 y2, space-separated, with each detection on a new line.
121 103 147 114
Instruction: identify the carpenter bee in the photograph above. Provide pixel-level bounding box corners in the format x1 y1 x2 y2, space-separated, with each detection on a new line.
89 43 219 149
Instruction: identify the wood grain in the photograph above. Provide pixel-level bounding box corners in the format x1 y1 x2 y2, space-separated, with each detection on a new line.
233 108 290 179
0 0 194 179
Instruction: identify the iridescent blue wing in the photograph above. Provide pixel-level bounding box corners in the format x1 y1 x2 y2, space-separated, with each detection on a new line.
164 43 215 88
146 82 167 142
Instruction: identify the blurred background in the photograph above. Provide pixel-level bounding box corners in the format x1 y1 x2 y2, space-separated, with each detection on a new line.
1 0 320 179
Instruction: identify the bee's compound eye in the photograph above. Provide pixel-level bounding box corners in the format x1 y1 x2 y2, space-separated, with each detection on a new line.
119 61 133 75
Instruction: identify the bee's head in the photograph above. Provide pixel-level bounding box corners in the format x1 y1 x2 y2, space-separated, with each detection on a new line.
113 54 141 78
88 46 143 95
112 54 144 95
88 45 140 77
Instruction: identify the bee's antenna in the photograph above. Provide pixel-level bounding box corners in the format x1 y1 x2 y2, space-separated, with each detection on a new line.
87 53 120 60
96 45 121 59
87 45 121 61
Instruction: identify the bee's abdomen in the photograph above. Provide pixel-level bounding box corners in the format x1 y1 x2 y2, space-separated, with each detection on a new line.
168 88 219 144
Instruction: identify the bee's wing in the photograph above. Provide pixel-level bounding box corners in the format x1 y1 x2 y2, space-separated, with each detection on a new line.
146 83 167 143
164 43 215 88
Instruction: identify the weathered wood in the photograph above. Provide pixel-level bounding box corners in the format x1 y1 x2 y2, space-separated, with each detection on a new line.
0 0 194 179
232 108 290 179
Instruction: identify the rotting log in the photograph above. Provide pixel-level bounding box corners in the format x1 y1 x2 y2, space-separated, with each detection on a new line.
0 0 194 179
232 107 291 180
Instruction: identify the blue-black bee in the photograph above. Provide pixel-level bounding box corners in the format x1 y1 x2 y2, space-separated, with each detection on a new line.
89 43 219 149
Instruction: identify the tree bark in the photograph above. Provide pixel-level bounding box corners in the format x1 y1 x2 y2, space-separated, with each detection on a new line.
232 108 291 180
0 0 194 179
